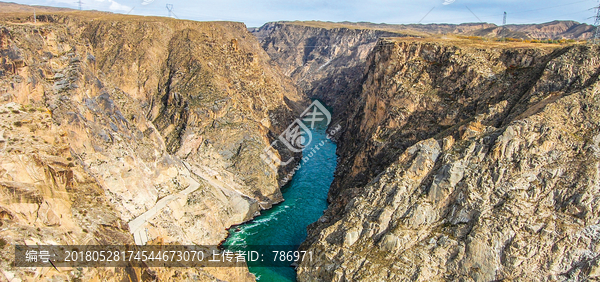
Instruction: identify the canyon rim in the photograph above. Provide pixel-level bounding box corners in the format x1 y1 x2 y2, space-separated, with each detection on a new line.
1 2 600 281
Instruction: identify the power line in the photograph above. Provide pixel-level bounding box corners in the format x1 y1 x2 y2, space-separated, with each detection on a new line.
423 0 594 24
419 7 436 24
465 5 483 22
448 0 593 22
509 0 593 16
424 6 591 25
506 8 591 25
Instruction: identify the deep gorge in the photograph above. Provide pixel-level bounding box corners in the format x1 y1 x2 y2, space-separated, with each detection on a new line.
224 114 337 281
254 23 600 281
1 4 600 281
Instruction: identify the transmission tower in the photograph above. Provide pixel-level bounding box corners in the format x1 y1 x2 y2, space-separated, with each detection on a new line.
501 12 507 42
166 4 174 18
78 0 82 10
594 0 600 43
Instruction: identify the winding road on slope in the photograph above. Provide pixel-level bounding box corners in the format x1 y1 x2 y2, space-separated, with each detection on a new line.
128 161 251 245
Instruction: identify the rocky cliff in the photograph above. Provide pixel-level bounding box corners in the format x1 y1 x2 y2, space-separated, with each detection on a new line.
253 22 410 123
254 20 595 126
0 5 303 281
297 38 600 281
2 5 599 281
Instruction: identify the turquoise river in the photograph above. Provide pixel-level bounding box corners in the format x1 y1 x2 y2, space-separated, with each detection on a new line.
224 116 338 281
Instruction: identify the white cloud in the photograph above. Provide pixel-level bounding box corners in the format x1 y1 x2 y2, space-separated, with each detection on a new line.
443 0 456 5
108 0 131 11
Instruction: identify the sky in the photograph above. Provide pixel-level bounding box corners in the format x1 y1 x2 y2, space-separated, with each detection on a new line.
8 0 598 27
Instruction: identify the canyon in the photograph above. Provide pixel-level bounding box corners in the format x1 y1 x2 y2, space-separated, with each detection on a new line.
0 5 304 281
1 2 600 281
255 22 600 281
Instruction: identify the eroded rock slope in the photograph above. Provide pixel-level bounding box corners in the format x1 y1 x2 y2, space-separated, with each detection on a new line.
254 20 596 132
253 22 409 121
297 39 600 281
0 6 302 281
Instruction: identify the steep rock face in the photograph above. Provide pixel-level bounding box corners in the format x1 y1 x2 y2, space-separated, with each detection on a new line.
253 22 408 121
254 20 594 127
0 7 301 282
328 39 571 207
81 17 304 204
298 40 600 281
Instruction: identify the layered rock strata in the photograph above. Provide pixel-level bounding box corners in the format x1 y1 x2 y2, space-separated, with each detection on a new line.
0 6 303 281
298 39 600 281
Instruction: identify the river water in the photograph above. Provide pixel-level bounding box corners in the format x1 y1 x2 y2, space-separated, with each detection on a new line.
224 116 337 281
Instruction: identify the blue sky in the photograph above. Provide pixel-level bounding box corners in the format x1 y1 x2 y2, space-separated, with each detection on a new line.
10 0 598 27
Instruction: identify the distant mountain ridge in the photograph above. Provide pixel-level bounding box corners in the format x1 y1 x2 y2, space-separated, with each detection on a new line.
0 1 594 40
0 1 75 13
253 20 596 40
